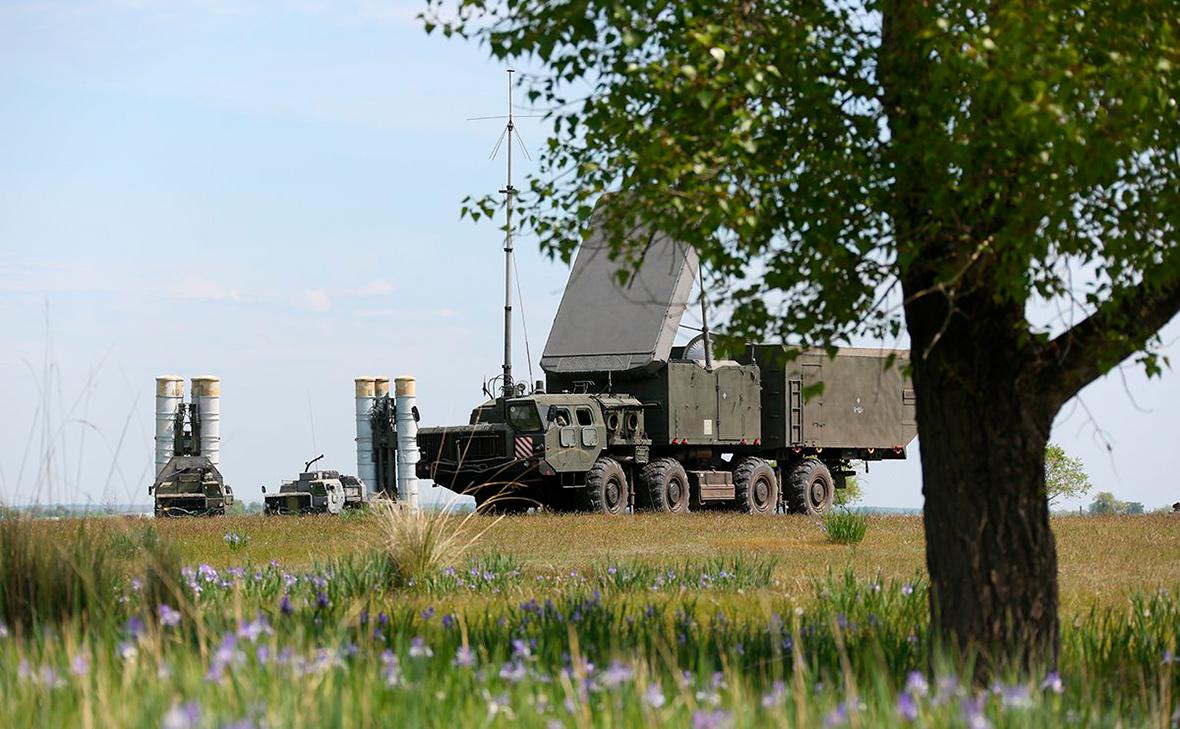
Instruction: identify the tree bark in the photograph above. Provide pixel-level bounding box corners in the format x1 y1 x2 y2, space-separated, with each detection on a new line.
904 286 1061 679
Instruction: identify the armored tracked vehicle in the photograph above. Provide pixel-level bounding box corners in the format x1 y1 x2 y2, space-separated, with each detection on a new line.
263 455 367 515
418 205 916 515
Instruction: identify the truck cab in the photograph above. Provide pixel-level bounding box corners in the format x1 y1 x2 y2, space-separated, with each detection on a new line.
416 391 648 512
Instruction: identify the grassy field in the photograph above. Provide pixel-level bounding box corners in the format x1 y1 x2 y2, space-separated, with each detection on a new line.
157 513 1180 611
1 512 1178 727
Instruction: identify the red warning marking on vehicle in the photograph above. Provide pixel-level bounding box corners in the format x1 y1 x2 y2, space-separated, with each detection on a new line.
515 436 534 460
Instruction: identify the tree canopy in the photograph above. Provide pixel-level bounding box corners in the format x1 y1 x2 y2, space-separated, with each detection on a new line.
425 0 1180 675
1044 443 1092 505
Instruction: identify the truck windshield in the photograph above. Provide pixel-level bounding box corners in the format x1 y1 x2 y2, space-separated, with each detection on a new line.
507 403 543 432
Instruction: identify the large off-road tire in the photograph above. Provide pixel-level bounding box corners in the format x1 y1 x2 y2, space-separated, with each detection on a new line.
733 457 778 514
639 458 690 513
579 457 629 515
785 459 835 515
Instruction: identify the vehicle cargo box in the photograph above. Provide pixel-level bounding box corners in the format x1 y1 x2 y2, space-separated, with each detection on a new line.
750 346 916 451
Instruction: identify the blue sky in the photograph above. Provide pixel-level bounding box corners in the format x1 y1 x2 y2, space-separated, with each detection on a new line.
1 0 1178 511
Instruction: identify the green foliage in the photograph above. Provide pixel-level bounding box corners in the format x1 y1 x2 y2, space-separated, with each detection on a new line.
425 0 1180 367
835 475 864 506
823 509 869 545
1089 491 1128 515
1045 443 1093 504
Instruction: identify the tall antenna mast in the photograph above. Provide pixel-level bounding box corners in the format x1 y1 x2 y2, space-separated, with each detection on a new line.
500 69 517 399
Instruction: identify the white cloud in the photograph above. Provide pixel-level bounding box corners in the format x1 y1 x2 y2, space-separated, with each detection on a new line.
351 280 394 297
295 289 332 311
173 277 241 302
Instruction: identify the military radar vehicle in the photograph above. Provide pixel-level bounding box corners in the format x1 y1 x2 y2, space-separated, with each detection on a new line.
417 201 917 515
262 455 367 515
151 399 234 517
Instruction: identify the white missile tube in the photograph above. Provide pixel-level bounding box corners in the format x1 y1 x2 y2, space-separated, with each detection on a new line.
395 376 420 513
355 377 377 492
191 376 221 466
154 375 184 476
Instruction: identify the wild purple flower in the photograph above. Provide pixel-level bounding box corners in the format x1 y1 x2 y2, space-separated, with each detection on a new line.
443 566 456 576
420 606 435 621
1164 649 1176 665
601 661 634 688
896 692 919 721
206 633 238 682
961 696 991 729
359 609 369 626
692 709 732 729
0 622 8 638
255 645 270 665
161 701 201 729
197 563 218 582
378 612 389 627
442 613 456 629
607 566 618 575
124 616 145 637
644 683 667 708
1041 671 1064 695
158 604 182 627
905 671 929 698
380 650 401 686
499 660 527 683
512 639 532 659
237 615 272 643
279 594 293 616
453 645 476 668
409 637 433 658
315 591 329 610
39 666 63 688
70 655 89 677
902 583 914 596
117 642 137 660
998 684 1032 709
761 680 786 708
824 703 849 728
711 672 726 690
130 578 143 591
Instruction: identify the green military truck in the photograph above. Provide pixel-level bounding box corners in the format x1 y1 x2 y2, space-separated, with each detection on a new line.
417 211 916 515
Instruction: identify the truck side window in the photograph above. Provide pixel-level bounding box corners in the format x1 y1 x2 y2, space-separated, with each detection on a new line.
576 408 593 426
554 408 571 427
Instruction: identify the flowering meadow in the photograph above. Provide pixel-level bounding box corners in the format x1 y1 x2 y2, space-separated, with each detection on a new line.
1 515 1178 728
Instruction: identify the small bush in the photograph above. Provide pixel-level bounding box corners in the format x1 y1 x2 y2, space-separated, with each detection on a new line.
823 510 868 545
370 502 500 586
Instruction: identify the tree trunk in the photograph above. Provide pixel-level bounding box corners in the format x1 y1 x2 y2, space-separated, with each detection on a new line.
905 289 1060 679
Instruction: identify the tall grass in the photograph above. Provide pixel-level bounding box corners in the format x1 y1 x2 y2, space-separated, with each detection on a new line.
369 501 501 585
823 509 868 545
0 518 183 630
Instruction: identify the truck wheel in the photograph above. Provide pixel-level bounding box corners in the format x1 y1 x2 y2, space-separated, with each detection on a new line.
785 460 835 515
734 457 778 514
580 457 629 515
640 458 690 513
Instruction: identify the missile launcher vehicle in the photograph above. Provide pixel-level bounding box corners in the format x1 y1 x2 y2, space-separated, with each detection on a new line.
417 204 917 515
151 397 234 517
263 455 367 515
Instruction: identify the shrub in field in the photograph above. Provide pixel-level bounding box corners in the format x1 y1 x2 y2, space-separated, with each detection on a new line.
823 510 868 545
371 502 500 586
223 531 250 552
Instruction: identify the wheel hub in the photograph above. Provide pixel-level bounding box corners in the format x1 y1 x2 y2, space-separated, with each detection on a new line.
810 480 827 506
605 480 621 509
668 479 683 505
754 478 770 506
